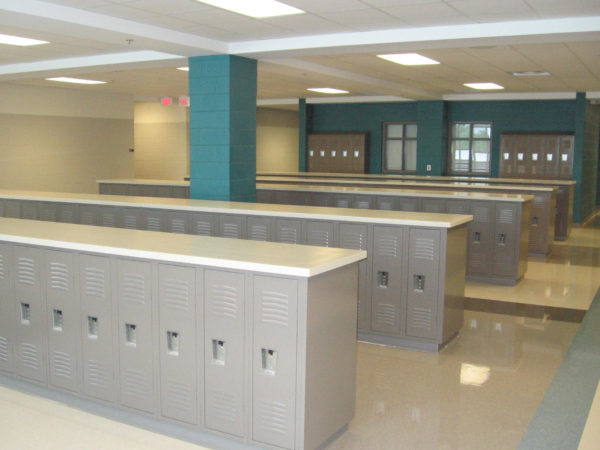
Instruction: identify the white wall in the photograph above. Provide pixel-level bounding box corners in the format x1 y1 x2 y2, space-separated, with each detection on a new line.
0 83 134 193
256 107 299 173
134 102 189 180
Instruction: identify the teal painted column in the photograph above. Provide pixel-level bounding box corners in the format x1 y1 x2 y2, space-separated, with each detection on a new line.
189 55 257 202
573 92 586 223
417 101 447 175
298 98 307 172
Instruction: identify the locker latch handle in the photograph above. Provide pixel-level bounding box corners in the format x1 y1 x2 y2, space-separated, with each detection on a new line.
414 275 425 291
87 316 99 339
212 339 226 365
261 348 277 376
473 231 481 244
167 331 180 356
531 216 538 226
378 271 389 287
498 233 507 245
53 309 63 331
125 323 137 346
20 303 30 325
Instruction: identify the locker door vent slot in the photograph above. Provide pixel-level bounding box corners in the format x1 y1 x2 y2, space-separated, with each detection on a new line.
87 316 99 338
377 271 389 288
414 275 425 292
125 323 137 346
167 331 179 356
498 233 507 245
20 302 31 324
473 231 481 244
212 339 226 365
261 348 277 376
53 309 63 331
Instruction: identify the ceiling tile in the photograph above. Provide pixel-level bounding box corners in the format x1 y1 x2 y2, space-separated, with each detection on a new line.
317 8 408 31
380 3 472 26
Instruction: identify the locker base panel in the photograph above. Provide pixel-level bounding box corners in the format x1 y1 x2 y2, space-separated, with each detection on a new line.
357 331 459 353
528 247 552 257
0 374 258 450
466 274 523 286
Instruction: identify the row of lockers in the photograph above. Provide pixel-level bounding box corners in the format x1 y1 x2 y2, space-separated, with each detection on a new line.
307 133 369 173
98 183 190 198
0 244 346 449
257 188 530 286
499 134 574 179
0 196 463 350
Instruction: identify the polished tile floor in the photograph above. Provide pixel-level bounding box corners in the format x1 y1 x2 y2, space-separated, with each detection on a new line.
1 219 600 449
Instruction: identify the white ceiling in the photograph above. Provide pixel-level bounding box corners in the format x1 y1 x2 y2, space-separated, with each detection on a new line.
0 0 599 103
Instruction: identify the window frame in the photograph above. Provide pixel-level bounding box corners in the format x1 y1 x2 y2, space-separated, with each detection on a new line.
382 121 418 173
448 121 493 175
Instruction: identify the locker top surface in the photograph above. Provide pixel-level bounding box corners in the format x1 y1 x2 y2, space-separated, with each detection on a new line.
0 189 472 228
0 218 365 277
97 179 189 187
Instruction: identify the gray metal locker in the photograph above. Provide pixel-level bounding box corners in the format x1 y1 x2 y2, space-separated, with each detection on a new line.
370 226 405 335
305 221 335 247
252 275 298 449
21 202 37 220
58 203 79 223
4 200 20 218
158 264 197 425
219 215 245 239
493 203 519 277
405 229 440 340
192 212 216 236
79 205 99 225
167 212 189 234
467 201 493 275
247 216 272 241
14 246 47 383
80 254 115 403
122 208 140 229
204 269 245 437
397 197 418 211
334 194 352 208
143 209 167 232
375 196 396 211
99 206 119 228
311 192 330 207
338 223 369 333
0 244 15 374
274 219 302 245
352 195 373 210
45 249 80 393
529 195 549 254
0 200 4 217
421 198 444 213
38 202 57 222
446 200 468 215
117 259 155 413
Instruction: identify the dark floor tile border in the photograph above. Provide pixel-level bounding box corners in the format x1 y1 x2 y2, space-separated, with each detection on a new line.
464 297 586 323
518 287 600 449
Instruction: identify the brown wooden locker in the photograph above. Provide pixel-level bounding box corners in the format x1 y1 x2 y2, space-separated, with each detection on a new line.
351 134 367 173
307 134 319 173
499 135 517 177
542 135 559 178
338 134 354 173
514 136 529 176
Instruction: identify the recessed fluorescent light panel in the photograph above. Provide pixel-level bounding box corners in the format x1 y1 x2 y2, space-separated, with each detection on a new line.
195 0 304 18
307 88 349 94
511 71 550 77
377 53 440 66
176 66 189 71
46 77 107 85
0 33 48 46
464 82 504 90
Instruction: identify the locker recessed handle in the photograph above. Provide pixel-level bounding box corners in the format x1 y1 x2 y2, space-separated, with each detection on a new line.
342 150 348 157
378 271 389 287
167 331 180 356
125 323 137 346
53 309 63 331
87 316 99 339
212 339 226 365
532 216 538 226
20 303 30 325
261 348 277 376
498 233 507 245
473 231 481 243
414 275 425 291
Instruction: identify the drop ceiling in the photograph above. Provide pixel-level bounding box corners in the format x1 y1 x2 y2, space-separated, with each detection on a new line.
0 0 599 103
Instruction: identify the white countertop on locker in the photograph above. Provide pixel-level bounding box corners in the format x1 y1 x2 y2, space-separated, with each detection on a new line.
0 189 473 228
257 183 535 203
96 178 190 186
0 218 365 277
257 172 576 186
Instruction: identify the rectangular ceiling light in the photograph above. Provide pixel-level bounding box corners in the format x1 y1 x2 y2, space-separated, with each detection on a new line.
377 53 439 66
511 71 550 77
195 0 304 18
46 77 107 85
0 33 48 46
176 66 189 71
464 82 504 90
307 88 349 94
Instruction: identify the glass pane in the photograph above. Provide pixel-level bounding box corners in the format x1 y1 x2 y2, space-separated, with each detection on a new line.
452 123 470 138
405 124 417 138
471 141 490 173
473 124 491 138
387 124 404 138
404 140 417 171
451 140 470 172
386 140 404 170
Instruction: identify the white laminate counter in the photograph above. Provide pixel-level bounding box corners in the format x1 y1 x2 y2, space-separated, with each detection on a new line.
96 178 190 187
0 189 472 229
0 217 365 277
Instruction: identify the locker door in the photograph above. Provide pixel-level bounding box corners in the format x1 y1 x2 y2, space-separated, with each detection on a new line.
529 136 543 178
446 200 468 215
45 249 80 393
397 197 418 211
422 198 444 213
0 244 15 374
21 202 37 220
219 215 246 239
252 275 297 449
58 203 79 224
370 226 405 335
324 134 338 173
247 217 272 241
307 134 319 172
515 137 529 176
329 146 340 173
117 259 154 413
316 145 328 173
79 205 99 225
158 264 197 425
542 135 559 178
38 202 57 222
338 223 369 332
305 221 335 247
338 135 353 173
122 208 140 229
559 136 574 179
5 200 20 218
334 194 352 208
144 209 167 232
99 206 119 228
274 219 302 244
352 195 373 210
493 203 519 277
14 246 47 383
499 135 516 177
80 254 114 403
192 212 216 236
529 195 550 255
204 269 245 437
0 199 4 217
467 201 493 275
406 229 440 340
376 196 396 211
351 134 367 173
167 212 189 234
311 192 330 207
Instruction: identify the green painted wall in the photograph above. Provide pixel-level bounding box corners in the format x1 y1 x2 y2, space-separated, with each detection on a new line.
417 101 447 175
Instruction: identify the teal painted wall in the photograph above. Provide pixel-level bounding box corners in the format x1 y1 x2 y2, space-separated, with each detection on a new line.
581 101 600 219
417 101 447 175
298 98 307 172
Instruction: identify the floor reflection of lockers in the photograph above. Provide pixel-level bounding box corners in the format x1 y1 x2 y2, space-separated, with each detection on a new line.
307 132 369 173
